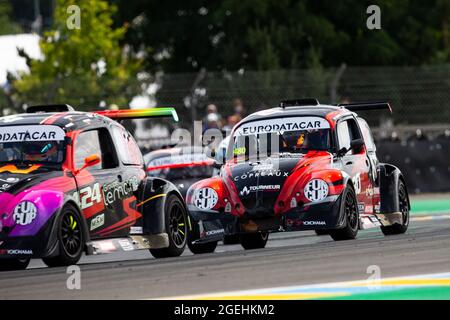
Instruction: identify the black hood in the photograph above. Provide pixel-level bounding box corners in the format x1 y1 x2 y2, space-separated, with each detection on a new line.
227 156 302 215
0 169 61 195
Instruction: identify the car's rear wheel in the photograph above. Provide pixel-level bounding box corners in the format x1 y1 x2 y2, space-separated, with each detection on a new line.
329 186 359 241
0 258 30 271
188 239 218 254
381 180 409 235
42 204 84 268
240 232 269 250
150 194 187 258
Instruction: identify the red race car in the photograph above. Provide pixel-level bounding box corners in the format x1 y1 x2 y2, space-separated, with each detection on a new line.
186 99 410 253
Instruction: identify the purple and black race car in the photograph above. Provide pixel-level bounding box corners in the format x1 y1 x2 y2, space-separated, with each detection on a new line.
0 104 189 270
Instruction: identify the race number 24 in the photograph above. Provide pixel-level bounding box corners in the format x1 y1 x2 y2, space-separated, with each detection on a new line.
73 183 102 209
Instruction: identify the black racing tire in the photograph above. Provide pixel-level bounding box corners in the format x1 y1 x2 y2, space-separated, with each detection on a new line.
223 234 240 245
315 230 330 236
329 186 359 241
0 258 30 271
150 194 187 258
188 239 218 254
42 204 84 267
240 232 269 250
381 180 409 236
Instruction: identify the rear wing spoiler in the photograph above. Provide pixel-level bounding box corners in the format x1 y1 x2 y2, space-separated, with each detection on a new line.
337 102 392 113
94 107 179 122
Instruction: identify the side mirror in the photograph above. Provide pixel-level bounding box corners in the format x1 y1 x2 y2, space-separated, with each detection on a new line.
350 138 365 153
337 147 348 157
213 161 222 169
74 154 101 175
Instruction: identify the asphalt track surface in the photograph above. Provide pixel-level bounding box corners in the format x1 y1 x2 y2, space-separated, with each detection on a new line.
1 216 450 299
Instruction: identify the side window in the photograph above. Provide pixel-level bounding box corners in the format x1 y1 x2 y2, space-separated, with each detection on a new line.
347 118 362 141
111 126 143 166
337 121 351 151
74 129 119 170
357 118 376 152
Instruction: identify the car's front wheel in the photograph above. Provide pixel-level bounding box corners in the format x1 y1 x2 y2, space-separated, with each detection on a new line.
0 258 30 271
381 180 409 235
329 186 359 241
240 232 269 250
188 239 218 254
42 204 84 267
150 194 187 258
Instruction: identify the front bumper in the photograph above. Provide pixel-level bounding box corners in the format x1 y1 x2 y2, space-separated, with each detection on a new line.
0 215 57 259
188 194 345 243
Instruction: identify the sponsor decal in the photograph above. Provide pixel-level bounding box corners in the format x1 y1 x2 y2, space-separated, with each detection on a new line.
13 201 37 226
303 220 326 226
90 213 105 231
0 178 19 191
6 249 33 255
233 147 246 156
252 163 273 171
0 183 11 191
0 125 65 143
352 173 362 195
374 204 381 214
365 187 374 197
304 179 329 202
358 203 365 214
205 229 224 236
235 116 330 136
118 239 134 251
130 226 143 234
239 184 280 196
290 197 297 208
97 241 116 252
102 176 140 207
0 177 19 184
233 170 288 181
194 188 218 210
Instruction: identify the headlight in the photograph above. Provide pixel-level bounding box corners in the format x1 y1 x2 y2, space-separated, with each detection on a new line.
13 201 38 225
304 179 329 202
193 187 218 210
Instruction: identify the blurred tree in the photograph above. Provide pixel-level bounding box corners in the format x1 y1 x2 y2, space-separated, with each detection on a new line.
0 1 22 35
115 0 450 72
12 0 141 110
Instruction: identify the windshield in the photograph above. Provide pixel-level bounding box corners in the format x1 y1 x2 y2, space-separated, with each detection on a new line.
229 116 331 160
0 125 66 165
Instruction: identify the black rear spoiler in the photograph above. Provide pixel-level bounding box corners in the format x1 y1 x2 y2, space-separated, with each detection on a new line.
337 102 392 113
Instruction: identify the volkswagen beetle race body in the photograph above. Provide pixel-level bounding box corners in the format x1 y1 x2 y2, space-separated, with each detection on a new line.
0 105 189 270
186 99 410 253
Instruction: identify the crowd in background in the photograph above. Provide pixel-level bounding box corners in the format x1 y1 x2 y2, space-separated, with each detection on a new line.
201 98 248 135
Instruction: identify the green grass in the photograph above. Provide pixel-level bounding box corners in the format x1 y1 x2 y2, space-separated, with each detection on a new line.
321 286 450 300
411 198 450 215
